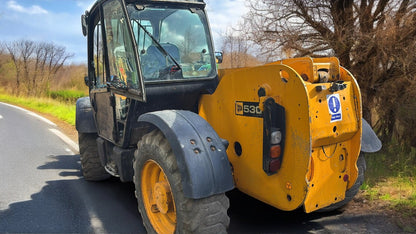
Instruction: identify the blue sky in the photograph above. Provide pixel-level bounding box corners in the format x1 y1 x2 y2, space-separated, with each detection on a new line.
0 0 247 64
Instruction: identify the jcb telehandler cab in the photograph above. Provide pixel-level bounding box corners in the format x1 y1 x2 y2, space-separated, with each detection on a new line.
76 0 381 233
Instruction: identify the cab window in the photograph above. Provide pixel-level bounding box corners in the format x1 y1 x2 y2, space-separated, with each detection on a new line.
127 5 216 81
93 20 107 88
103 0 141 90
131 20 153 54
160 9 213 78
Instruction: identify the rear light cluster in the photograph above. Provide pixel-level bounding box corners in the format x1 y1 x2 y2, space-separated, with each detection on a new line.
269 128 283 171
262 98 286 175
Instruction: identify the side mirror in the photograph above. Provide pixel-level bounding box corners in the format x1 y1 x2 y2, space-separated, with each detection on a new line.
215 51 223 64
81 13 88 37
84 76 89 86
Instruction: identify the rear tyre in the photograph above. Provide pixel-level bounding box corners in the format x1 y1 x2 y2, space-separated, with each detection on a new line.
134 130 230 234
78 132 110 181
318 154 366 212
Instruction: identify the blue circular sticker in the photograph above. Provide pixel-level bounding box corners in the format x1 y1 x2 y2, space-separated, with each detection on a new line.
328 96 341 114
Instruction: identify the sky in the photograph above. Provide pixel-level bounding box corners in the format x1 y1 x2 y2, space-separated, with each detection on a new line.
0 0 248 64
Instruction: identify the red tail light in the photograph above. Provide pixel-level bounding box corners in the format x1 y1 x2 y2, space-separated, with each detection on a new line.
262 97 286 175
269 159 281 172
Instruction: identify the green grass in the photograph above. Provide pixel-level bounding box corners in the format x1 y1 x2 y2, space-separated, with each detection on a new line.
361 142 416 230
361 176 416 231
0 92 77 126
47 90 87 103
364 142 416 185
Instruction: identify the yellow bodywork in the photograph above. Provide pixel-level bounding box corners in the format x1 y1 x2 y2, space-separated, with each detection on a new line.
199 57 362 212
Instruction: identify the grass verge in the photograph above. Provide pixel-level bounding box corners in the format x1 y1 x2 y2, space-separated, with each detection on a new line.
0 92 76 126
362 143 416 232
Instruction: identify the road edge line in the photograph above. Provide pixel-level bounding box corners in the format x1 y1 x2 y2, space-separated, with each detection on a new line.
0 102 57 126
49 128 79 153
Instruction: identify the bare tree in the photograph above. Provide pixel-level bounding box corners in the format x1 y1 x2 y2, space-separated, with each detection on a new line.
221 27 251 68
42 43 72 94
32 42 47 95
19 40 35 93
4 41 23 95
2 39 73 96
243 0 416 144
220 25 263 69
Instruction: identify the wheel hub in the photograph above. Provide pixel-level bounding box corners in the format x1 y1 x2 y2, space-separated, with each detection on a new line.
153 181 172 214
141 159 176 233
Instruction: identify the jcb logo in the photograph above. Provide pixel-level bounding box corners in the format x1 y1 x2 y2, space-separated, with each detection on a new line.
235 101 263 118
235 102 244 115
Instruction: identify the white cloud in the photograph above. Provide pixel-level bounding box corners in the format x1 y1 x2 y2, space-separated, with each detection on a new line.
76 0 95 11
204 0 249 50
7 0 48 15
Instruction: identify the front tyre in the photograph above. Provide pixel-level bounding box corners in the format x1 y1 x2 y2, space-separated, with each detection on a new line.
78 133 110 181
134 130 230 234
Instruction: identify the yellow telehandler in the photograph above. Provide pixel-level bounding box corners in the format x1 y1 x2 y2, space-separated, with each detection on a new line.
76 0 381 233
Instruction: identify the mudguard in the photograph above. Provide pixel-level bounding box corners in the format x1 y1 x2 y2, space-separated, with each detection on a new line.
138 110 234 199
76 97 97 133
361 118 382 153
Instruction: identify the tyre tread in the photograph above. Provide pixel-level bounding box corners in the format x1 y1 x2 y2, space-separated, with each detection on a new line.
78 133 110 181
134 130 229 234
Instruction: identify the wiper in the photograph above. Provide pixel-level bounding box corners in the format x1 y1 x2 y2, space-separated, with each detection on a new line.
135 21 181 70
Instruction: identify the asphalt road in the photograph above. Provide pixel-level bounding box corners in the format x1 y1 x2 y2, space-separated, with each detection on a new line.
0 102 144 233
0 102 401 233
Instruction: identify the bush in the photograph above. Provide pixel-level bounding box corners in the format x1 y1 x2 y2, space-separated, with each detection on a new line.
48 90 87 103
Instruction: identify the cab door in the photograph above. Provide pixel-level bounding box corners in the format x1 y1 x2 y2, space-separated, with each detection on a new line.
88 0 145 143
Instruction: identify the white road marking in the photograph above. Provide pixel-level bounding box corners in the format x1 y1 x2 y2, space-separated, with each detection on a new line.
65 148 75 155
27 112 57 126
0 102 29 112
49 128 79 153
0 102 77 152
89 212 106 234
0 102 56 126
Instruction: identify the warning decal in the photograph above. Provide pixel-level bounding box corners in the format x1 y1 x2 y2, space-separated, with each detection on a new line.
327 94 342 122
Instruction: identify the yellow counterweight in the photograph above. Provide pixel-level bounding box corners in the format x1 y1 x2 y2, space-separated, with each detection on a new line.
199 57 362 212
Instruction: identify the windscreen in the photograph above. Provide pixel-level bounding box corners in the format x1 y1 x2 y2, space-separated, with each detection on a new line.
127 4 216 81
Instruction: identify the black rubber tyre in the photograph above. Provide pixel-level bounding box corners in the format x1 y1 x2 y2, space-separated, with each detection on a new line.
78 133 110 181
134 130 230 234
318 154 366 212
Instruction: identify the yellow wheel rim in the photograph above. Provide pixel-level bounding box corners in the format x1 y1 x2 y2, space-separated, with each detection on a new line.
141 160 176 234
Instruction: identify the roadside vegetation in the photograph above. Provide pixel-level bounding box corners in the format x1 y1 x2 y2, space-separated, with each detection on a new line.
363 145 416 232
47 90 86 103
0 91 77 125
0 39 87 126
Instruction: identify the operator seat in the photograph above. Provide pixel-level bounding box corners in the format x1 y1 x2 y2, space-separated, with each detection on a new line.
141 43 181 79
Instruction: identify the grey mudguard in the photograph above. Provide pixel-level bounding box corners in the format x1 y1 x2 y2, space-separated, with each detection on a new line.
361 118 382 153
76 97 97 133
138 110 234 199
